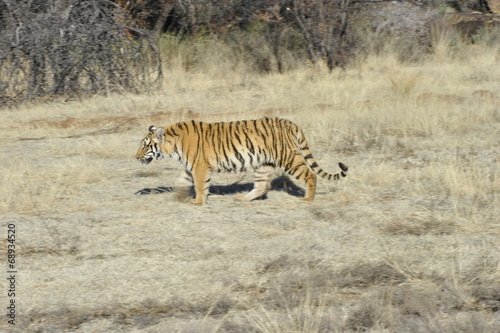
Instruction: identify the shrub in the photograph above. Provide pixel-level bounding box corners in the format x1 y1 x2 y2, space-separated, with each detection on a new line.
0 0 162 106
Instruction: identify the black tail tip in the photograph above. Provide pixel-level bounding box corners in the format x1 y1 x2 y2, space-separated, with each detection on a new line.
339 162 348 172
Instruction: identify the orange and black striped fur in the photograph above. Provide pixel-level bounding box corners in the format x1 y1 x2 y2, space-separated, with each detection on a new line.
135 117 348 205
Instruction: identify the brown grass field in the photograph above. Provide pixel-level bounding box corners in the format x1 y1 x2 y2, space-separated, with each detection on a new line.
0 36 499 332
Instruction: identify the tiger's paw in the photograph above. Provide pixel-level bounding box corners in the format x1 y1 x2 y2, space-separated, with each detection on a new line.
188 200 205 206
235 193 250 201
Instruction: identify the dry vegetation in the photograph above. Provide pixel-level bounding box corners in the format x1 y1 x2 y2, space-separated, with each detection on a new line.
0 33 499 332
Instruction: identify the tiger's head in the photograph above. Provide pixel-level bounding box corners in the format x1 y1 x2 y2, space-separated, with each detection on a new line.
135 125 165 165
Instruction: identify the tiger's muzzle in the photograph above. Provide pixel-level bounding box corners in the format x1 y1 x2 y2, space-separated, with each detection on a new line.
139 156 153 165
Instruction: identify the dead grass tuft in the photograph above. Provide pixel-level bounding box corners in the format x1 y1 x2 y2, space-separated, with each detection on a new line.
470 282 500 312
256 255 338 310
334 261 408 288
380 213 456 236
388 72 420 97
25 294 239 332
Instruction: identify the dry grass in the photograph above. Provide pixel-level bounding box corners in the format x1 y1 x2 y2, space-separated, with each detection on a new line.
0 36 499 332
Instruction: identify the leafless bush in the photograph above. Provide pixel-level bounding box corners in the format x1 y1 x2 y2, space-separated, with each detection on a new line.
120 1 441 72
356 2 437 61
291 0 353 70
0 0 162 106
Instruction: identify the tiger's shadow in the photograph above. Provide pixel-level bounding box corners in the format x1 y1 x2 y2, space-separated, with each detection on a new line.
135 175 305 199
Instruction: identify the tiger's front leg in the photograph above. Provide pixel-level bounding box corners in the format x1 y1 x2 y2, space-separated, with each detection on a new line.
190 165 210 206
174 170 194 203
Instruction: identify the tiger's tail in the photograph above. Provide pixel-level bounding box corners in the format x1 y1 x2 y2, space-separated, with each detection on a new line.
295 126 348 180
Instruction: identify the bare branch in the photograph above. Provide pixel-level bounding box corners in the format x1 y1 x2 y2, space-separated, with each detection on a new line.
0 0 162 107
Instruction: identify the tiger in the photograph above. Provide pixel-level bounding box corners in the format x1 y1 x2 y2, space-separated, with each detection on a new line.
135 117 348 206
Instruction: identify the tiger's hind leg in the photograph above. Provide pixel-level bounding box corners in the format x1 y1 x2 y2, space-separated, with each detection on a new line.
301 169 317 201
236 165 275 201
285 156 317 201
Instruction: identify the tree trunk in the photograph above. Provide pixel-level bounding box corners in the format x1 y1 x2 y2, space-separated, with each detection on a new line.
335 0 350 70
151 0 174 41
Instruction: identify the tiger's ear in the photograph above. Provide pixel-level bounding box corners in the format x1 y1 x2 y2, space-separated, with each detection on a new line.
153 127 165 143
148 125 156 133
